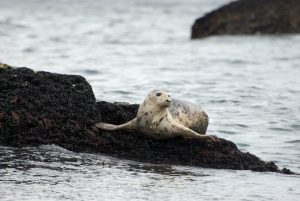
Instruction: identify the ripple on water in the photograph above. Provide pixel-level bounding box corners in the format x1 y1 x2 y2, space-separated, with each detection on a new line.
285 140 300 144
23 47 35 53
126 163 209 177
234 124 249 128
236 143 250 148
209 99 241 104
83 69 100 74
217 130 236 135
1 0 300 200
290 124 300 130
269 127 293 132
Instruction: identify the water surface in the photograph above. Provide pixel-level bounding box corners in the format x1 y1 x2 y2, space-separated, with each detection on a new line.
1 0 300 200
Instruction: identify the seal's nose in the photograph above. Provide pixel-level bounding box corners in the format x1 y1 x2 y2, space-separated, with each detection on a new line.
166 99 172 103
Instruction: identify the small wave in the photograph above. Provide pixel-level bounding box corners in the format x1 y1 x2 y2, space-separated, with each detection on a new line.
237 143 250 147
49 36 63 43
239 94 257 98
273 57 292 61
288 89 300 94
217 130 236 135
110 90 132 95
23 47 35 53
127 163 208 177
280 107 290 111
235 124 249 128
83 69 100 74
210 99 227 103
248 86 263 90
269 127 293 132
285 140 300 144
209 99 241 104
212 58 259 65
251 105 263 108
38 144 72 153
290 124 300 129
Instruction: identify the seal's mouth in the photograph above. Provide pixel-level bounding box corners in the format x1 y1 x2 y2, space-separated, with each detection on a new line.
160 99 172 108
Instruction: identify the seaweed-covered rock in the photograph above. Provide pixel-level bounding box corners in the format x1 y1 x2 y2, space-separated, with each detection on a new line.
0 65 294 174
0 65 98 150
191 0 300 38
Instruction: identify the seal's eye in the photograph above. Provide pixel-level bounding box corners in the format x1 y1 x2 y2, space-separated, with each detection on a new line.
156 92 162 97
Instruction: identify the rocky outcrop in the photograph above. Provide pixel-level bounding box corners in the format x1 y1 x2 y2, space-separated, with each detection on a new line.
0 64 294 174
191 0 300 38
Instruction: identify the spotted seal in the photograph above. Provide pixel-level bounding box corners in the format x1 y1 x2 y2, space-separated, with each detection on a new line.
0 63 13 69
96 90 216 141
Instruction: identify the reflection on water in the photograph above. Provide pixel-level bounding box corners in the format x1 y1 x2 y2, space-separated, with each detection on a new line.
1 0 300 200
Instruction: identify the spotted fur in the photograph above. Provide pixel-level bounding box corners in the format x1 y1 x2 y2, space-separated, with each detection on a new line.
95 90 216 141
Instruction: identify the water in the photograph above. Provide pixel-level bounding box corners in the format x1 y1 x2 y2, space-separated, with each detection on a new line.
1 0 300 200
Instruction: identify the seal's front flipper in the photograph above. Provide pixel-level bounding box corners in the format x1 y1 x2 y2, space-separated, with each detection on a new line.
95 118 137 131
173 124 216 141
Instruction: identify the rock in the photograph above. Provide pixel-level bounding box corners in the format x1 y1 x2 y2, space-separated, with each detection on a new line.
191 0 300 38
0 66 98 149
0 65 295 174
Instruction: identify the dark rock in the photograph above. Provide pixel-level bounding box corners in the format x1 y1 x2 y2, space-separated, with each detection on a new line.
0 66 98 149
191 0 300 38
0 65 295 174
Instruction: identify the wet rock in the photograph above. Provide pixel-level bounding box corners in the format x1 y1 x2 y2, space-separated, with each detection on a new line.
0 65 97 148
191 0 300 38
0 65 295 174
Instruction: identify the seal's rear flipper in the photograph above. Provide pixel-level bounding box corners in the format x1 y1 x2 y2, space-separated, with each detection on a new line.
173 124 216 141
95 123 118 130
95 118 137 131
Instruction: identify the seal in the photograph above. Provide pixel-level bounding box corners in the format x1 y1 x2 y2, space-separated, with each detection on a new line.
96 89 215 141
0 63 12 69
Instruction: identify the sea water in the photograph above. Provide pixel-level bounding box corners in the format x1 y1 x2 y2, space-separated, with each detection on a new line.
1 0 300 200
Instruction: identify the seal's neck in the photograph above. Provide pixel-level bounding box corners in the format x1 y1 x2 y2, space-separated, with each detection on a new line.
141 100 170 116
152 107 170 117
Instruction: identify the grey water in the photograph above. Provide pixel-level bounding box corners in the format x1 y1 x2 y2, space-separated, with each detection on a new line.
0 0 300 200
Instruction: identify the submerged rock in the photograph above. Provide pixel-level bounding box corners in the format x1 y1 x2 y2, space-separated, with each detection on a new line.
191 0 300 38
0 65 294 174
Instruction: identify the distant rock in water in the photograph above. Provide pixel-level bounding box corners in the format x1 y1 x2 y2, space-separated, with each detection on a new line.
191 0 300 38
0 63 295 174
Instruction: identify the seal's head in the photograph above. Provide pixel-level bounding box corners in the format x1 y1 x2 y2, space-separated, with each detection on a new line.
146 89 172 108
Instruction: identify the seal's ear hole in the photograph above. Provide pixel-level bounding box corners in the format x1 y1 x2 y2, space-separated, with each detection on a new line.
156 92 162 97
